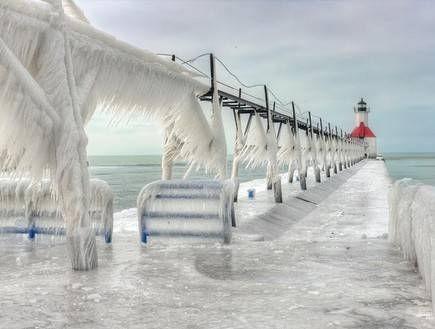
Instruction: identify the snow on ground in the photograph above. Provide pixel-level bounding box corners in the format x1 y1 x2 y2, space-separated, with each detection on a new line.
0 160 434 328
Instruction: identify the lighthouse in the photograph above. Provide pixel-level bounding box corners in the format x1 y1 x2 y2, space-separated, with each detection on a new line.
350 98 377 158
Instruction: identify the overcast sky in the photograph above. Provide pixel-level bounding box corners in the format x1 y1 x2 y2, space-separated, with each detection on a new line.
75 0 435 155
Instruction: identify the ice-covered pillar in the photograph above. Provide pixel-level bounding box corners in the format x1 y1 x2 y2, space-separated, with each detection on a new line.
345 138 350 168
44 0 97 270
290 103 306 190
319 119 329 177
209 54 227 181
338 132 344 170
308 113 321 183
341 130 347 169
264 88 282 203
343 137 349 169
288 163 295 183
332 134 338 173
266 121 282 191
328 123 337 174
284 121 298 183
230 157 240 202
161 125 179 180
231 111 250 202
266 163 273 190
325 133 331 178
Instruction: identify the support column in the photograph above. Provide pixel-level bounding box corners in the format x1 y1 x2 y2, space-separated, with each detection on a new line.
291 103 306 190
266 163 273 190
231 111 252 202
308 112 321 183
48 1 97 270
161 126 178 180
264 86 282 202
288 161 296 183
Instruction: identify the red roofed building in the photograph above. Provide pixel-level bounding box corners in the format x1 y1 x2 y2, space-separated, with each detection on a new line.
350 122 376 138
350 98 377 157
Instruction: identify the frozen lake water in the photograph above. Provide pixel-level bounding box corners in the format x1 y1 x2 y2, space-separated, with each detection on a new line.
1 160 434 328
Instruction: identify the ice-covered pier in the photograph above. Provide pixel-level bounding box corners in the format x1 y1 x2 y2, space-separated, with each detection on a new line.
1 160 434 328
0 0 365 270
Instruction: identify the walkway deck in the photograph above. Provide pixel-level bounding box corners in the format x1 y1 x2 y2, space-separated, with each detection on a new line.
0 161 434 328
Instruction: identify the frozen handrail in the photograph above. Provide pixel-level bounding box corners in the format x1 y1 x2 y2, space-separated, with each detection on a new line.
137 180 234 245
0 178 114 243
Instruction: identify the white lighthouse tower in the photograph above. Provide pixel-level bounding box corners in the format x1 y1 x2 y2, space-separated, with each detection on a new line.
350 98 377 158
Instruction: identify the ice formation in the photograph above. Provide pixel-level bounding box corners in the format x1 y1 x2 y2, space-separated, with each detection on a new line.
277 121 302 184
137 180 233 244
0 177 114 243
315 133 327 173
161 55 227 181
240 113 271 170
61 0 89 23
301 127 321 183
230 111 248 199
0 0 222 269
236 111 281 200
389 178 435 311
332 138 340 173
0 1 368 270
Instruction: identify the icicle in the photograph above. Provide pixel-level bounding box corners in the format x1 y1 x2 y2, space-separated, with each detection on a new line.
61 0 90 24
241 112 269 169
310 131 321 183
316 134 327 173
208 67 227 180
266 120 281 203
277 122 293 168
161 124 179 181
230 113 247 201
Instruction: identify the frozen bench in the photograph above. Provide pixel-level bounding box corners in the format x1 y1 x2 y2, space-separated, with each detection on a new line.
137 180 234 245
0 178 114 243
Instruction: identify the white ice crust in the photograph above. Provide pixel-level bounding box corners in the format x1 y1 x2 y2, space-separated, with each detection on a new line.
389 178 435 311
136 179 234 244
0 177 114 240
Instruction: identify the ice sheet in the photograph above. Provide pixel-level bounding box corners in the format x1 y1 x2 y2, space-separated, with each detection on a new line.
0 160 433 328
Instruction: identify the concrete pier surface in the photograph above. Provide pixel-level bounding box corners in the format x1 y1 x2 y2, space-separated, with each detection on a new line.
1 160 434 328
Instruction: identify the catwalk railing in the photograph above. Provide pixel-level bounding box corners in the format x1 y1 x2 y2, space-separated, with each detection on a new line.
162 53 366 217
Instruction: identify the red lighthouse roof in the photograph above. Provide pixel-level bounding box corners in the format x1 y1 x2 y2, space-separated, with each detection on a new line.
350 122 376 138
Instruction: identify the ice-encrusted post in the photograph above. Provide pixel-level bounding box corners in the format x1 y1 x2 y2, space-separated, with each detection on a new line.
209 54 227 181
291 103 306 190
345 137 351 168
161 124 180 180
278 120 299 184
161 56 177 181
231 90 251 202
264 87 282 203
321 119 331 177
350 138 355 164
308 112 321 183
51 0 97 270
342 137 348 168
335 126 343 171
331 125 338 174
231 113 242 202
341 130 348 169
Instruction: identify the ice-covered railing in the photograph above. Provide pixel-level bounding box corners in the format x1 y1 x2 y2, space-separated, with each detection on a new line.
137 180 234 245
388 178 435 311
0 178 114 243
